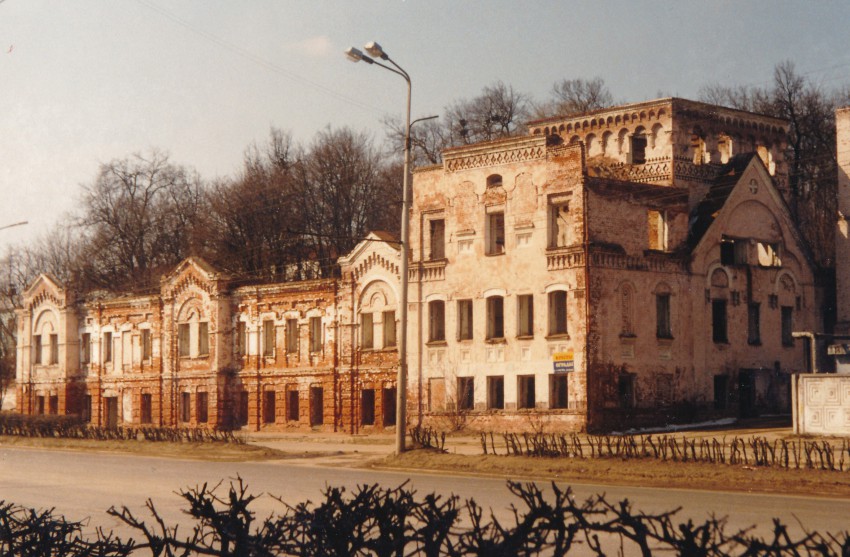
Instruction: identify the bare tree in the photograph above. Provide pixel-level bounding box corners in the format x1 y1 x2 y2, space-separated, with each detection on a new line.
546 77 615 116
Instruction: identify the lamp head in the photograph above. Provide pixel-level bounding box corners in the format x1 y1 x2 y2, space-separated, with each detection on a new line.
364 41 388 59
345 47 373 64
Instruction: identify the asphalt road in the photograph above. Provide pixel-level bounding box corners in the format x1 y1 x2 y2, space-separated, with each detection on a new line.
1 445 849 549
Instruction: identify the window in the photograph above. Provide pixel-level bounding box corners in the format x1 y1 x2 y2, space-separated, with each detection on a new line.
713 375 728 410
178 324 190 357
103 332 113 363
486 296 504 340
429 219 445 260
48 333 58 364
781 306 794 346
549 202 571 248
428 300 445 342
756 242 781 267
656 293 672 338
310 386 323 426
238 391 249 426
383 311 396 348
309 317 322 353
720 238 748 266
550 375 568 409
236 321 246 356
263 320 275 357
382 387 397 426
618 375 635 409
81 333 91 364
360 313 374 349
518 375 536 409
198 322 209 357
197 392 209 423
33 334 42 364
361 389 375 425
712 300 728 343
140 394 152 424
83 395 92 422
181 392 191 423
48 395 58 415
457 300 473 341
36 396 45 415
548 291 568 336
647 210 668 251
630 133 647 164
286 319 299 353
263 390 275 424
457 377 474 411
487 376 504 410
748 303 761 345
486 212 505 255
141 329 151 361
286 390 299 422
517 295 534 337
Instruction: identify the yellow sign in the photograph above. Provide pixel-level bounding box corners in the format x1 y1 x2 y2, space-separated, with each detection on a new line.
553 350 574 362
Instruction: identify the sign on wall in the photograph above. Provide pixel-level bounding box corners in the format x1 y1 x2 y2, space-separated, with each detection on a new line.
553 350 574 374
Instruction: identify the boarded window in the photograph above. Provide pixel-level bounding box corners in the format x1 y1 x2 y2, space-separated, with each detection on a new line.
457 377 474 411
550 374 568 409
712 300 728 343
656 293 672 338
309 317 322 353
361 313 374 349
198 321 210 356
140 393 152 424
486 296 504 340
181 392 191 423
429 219 445 260
517 295 534 337
383 311 396 348
177 324 190 357
548 291 568 336
428 301 445 342
263 320 275 357
487 376 504 410
286 319 298 353
197 392 209 423
457 300 473 341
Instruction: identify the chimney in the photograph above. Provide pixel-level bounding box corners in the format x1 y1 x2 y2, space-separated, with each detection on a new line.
835 107 850 332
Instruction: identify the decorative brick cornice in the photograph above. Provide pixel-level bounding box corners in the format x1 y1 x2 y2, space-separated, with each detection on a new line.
443 137 548 172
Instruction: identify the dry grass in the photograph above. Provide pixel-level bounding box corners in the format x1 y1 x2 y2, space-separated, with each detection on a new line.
377 449 850 499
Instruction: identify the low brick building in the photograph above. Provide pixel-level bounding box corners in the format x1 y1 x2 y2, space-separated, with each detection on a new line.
16 97 820 434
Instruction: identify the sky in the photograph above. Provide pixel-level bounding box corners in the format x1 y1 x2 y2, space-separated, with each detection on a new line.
1 0 850 253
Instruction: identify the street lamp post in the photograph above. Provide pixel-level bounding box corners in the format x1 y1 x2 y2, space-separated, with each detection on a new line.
345 42 417 454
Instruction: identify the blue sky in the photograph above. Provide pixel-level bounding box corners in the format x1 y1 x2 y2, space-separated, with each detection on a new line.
2 0 849 251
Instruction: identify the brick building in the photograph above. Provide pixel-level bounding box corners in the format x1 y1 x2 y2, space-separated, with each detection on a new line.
16 97 820 433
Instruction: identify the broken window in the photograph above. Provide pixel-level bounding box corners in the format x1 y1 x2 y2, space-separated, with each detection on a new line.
262 319 275 357
656 293 672 338
748 303 761 345
198 322 209 357
360 312 374 349
286 390 299 421
518 375 536 409
197 391 209 423
428 219 445 260
457 377 474 411
548 291 568 336
550 374 568 409
428 300 446 342
486 211 505 255
361 389 375 425
457 299 473 341
517 294 534 337
309 317 322 353
720 238 748 266
486 296 504 340
781 306 794 347
263 390 275 424
712 299 728 343
756 242 781 267
487 376 504 410
549 201 571 248
647 210 668 251
178 324 190 357
630 133 647 164
286 319 298 353
383 311 396 348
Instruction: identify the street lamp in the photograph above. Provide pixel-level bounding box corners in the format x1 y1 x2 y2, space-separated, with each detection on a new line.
345 41 418 454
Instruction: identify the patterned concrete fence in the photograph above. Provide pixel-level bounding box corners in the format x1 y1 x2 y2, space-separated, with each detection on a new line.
793 373 850 435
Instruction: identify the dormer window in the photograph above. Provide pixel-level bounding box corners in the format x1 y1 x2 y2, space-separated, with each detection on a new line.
486 174 502 188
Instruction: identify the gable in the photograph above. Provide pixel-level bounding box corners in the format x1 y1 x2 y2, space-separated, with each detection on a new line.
23 274 67 310
160 256 225 298
338 231 401 282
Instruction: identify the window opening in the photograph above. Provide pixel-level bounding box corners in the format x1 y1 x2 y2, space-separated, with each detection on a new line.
486 212 505 255
487 376 504 410
457 377 474 411
517 295 534 337
428 300 446 342
518 375 536 409
429 219 445 260
550 375 568 409
457 300 473 341
748 303 761 345
548 291 568 336
656 293 672 338
712 299 728 343
361 313 374 349
383 311 396 348
486 296 504 340
361 389 375 425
